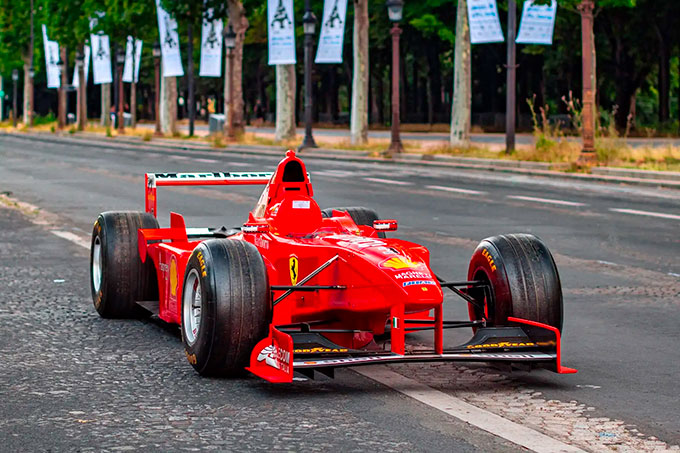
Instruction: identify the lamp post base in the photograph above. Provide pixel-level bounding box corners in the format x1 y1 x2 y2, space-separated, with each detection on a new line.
577 150 597 166
298 135 318 152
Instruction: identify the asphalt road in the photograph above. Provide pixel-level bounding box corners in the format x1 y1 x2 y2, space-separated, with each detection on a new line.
0 134 678 451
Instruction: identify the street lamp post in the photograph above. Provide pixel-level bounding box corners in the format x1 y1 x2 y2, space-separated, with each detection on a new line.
116 48 125 134
28 0 34 127
224 25 236 141
75 50 85 131
505 0 517 154
386 0 404 156
298 2 318 151
11 69 18 128
153 43 162 136
578 0 596 164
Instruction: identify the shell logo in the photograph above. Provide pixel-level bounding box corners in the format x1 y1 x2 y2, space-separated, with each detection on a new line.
169 256 178 297
380 256 420 270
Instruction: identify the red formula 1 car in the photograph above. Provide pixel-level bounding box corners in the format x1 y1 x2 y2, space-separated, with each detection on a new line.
90 150 576 382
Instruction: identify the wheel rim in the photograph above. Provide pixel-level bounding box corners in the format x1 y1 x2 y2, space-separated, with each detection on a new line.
92 236 102 293
182 269 202 345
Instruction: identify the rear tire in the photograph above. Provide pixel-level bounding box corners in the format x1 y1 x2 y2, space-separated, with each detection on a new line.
321 206 386 238
467 234 563 332
181 239 271 377
90 211 159 318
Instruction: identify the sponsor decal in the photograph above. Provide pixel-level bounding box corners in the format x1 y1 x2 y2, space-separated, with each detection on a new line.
196 251 207 277
403 280 437 287
185 351 197 365
154 171 272 180
289 256 299 285
294 347 349 354
169 256 178 297
380 256 421 270
292 200 310 209
467 341 536 350
257 343 291 373
481 248 497 272
394 271 431 280
254 235 270 250
334 236 385 249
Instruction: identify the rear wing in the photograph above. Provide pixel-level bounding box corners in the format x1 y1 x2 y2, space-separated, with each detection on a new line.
145 171 273 217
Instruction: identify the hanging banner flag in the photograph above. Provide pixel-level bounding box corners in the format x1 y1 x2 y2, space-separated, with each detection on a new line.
156 0 184 77
123 36 143 83
199 9 223 77
72 45 91 88
315 0 348 64
90 34 113 84
516 0 557 45
267 0 296 65
467 0 504 44
41 25 61 89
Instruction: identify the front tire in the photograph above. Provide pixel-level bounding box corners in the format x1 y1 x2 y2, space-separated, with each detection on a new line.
181 239 271 377
90 211 159 318
467 234 563 332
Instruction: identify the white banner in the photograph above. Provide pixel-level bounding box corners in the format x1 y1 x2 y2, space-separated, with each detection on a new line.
90 34 113 85
72 45 91 88
156 0 184 77
516 0 557 45
267 0 296 65
42 25 61 89
123 36 143 83
315 0 347 64
199 10 223 77
467 0 504 44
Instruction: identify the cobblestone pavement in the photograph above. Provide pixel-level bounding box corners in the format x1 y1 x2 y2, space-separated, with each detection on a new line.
389 362 680 453
0 206 518 452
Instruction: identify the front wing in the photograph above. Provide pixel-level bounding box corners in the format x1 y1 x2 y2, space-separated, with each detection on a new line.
246 317 577 383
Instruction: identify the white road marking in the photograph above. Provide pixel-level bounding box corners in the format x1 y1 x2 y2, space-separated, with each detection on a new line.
364 177 413 186
355 367 584 453
609 208 680 221
426 185 486 195
669 272 680 278
507 195 586 207
169 155 190 160
194 158 219 164
51 231 90 249
597 260 618 266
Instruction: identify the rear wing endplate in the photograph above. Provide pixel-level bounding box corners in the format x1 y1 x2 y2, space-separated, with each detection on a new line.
145 171 273 217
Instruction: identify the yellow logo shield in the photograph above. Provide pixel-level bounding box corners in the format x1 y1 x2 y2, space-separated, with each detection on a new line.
289 256 299 285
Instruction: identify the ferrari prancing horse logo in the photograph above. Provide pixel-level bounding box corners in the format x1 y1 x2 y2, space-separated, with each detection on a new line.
289 256 299 285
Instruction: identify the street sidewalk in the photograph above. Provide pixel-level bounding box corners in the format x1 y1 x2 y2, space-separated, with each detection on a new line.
4 130 680 190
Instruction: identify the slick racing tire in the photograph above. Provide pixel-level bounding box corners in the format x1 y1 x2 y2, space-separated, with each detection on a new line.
91 211 159 318
181 239 271 377
321 206 386 238
467 234 563 332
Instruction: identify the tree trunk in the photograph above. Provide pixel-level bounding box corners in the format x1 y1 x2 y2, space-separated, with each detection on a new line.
101 84 111 127
350 0 369 145
227 2 249 135
58 46 67 130
275 65 296 141
161 76 178 135
450 0 471 146
22 54 34 126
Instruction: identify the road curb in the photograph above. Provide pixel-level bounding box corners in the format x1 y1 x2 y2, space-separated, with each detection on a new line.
4 131 680 190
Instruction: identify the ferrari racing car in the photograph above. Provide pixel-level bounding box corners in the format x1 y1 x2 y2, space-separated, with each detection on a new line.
90 150 576 382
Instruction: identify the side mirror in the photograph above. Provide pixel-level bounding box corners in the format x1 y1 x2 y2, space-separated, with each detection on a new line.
243 223 270 234
373 219 398 232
